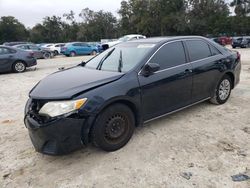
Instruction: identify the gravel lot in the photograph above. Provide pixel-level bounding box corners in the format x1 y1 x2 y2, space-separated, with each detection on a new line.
0 49 250 188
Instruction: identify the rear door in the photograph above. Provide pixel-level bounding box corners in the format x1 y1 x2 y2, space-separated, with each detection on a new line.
71 43 82 55
81 43 92 54
184 39 224 102
28 45 43 59
138 41 193 121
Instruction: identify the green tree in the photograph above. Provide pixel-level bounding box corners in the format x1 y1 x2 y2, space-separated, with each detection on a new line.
187 0 230 35
230 0 250 16
0 16 28 43
78 8 118 41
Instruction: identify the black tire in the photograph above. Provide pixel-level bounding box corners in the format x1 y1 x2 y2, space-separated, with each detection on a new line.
70 51 76 57
210 75 232 105
232 46 236 49
91 104 135 152
43 52 51 59
91 50 97 56
13 61 26 73
54 50 59 56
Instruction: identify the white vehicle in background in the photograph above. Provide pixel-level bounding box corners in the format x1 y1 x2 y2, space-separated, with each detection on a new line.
42 43 65 55
101 34 146 50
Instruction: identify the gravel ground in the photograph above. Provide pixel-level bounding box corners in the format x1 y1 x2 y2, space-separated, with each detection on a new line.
0 49 250 188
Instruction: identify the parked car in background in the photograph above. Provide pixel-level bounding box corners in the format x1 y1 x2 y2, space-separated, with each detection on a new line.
40 44 54 48
3 41 31 46
14 44 53 59
24 36 241 155
61 42 98 57
217 36 232 46
44 43 65 55
0 45 36 73
232 37 250 48
101 34 146 50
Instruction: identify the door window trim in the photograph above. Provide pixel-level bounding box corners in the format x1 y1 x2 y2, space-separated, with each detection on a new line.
183 39 222 62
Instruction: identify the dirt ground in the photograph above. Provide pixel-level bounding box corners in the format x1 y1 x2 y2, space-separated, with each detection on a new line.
0 48 250 188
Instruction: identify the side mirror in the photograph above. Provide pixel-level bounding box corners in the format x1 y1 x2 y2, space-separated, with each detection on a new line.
141 63 160 76
78 61 86 66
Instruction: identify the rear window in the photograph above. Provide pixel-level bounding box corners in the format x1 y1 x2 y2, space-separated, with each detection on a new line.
186 40 211 61
0 47 13 54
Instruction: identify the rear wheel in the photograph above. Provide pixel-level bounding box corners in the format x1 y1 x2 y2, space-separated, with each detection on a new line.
91 50 97 56
13 61 26 73
70 51 76 57
43 52 51 59
210 75 232 105
91 104 135 151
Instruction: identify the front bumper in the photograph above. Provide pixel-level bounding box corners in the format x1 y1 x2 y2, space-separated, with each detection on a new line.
24 115 85 155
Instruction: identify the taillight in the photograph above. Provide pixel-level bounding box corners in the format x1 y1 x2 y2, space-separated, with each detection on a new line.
236 51 241 60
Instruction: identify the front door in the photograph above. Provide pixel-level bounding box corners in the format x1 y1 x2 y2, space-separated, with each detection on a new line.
138 41 193 121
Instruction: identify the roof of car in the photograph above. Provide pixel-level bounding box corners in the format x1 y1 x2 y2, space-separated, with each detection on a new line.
129 36 208 43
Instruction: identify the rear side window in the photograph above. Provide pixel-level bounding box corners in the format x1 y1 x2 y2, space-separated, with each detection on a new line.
150 41 186 70
209 45 221 56
186 40 211 61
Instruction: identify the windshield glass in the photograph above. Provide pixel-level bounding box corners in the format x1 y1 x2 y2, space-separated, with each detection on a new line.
85 43 155 73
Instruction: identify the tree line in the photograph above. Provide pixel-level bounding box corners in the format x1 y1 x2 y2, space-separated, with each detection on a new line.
0 0 250 44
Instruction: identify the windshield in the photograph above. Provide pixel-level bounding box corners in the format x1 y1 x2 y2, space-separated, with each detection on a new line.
85 43 155 73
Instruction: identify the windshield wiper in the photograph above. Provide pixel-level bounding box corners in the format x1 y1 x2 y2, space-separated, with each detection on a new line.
118 50 123 73
96 48 115 70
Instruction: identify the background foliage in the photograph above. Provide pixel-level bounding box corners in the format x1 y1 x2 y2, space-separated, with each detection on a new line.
0 0 250 43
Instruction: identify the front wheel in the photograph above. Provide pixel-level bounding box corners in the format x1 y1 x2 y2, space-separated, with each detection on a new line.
13 61 26 73
210 75 232 105
91 104 135 151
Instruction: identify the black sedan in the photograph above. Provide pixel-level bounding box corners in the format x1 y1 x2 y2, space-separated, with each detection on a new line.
24 36 241 155
0 45 37 73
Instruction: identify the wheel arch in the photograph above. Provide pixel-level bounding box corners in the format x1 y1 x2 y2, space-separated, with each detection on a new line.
83 98 141 145
97 99 141 127
224 71 235 89
12 59 27 69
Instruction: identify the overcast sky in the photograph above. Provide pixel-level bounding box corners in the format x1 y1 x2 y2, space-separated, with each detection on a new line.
0 0 123 28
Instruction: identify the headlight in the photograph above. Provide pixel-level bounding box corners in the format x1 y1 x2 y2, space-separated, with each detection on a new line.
39 98 87 117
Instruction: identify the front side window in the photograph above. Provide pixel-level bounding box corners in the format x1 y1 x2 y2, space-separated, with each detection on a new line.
186 40 211 61
150 41 186 70
85 43 154 73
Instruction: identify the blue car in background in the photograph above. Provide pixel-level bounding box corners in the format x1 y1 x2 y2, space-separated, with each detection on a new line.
61 42 99 57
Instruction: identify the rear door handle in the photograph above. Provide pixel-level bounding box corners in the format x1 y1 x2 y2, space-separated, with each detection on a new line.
9 55 13 58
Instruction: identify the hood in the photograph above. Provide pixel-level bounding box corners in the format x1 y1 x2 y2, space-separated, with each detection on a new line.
30 66 124 100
